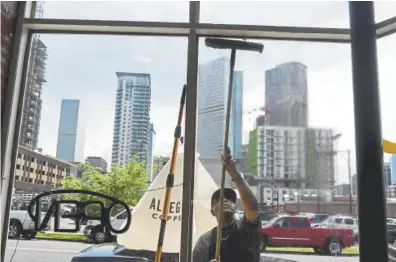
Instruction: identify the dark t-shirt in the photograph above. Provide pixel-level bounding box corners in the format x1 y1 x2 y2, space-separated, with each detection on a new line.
192 215 261 262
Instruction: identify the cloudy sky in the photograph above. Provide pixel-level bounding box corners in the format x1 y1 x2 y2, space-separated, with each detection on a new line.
36 1 396 183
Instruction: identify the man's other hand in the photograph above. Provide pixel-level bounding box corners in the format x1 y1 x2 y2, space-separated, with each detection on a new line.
221 146 238 177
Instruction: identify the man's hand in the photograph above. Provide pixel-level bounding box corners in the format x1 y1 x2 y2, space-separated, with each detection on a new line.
210 258 219 262
221 146 238 178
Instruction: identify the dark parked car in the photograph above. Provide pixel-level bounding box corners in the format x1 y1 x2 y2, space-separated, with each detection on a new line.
388 224 396 244
70 243 298 262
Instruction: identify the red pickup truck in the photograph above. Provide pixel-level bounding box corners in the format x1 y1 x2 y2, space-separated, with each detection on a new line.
261 215 355 256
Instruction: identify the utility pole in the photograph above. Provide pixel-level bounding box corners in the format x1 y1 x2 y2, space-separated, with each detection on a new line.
297 130 303 214
348 149 353 214
276 190 279 212
297 190 300 213
314 141 320 213
316 185 320 213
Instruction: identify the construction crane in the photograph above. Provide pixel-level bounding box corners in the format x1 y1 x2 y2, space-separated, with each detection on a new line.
243 93 306 123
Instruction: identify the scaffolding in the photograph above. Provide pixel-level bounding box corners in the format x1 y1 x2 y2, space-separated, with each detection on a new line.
18 1 47 149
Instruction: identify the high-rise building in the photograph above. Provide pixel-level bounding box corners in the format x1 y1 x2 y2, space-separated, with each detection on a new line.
352 174 357 196
56 99 85 162
111 72 151 166
265 62 308 127
354 162 393 196
197 57 243 159
231 71 243 157
255 115 265 128
391 155 396 185
333 183 351 196
384 162 391 186
236 144 250 176
19 35 48 149
248 126 335 189
86 156 108 173
305 128 335 190
147 123 156 182
248 126 306 188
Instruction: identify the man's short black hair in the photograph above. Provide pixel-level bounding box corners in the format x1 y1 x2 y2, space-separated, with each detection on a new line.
211 188 237 205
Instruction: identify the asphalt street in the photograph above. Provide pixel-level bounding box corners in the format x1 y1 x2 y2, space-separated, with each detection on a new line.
4 239 359 262
263 253 359 262
5 239 91 262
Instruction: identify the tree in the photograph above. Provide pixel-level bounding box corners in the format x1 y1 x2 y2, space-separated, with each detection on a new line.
63 160 148 209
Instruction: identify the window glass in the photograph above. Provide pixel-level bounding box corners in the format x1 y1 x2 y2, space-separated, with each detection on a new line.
296 218 309 228
335 218 343 224
276 218 294 228
344 218 354 225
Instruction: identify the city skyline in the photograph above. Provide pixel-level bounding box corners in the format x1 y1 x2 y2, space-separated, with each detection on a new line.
34 2 396 185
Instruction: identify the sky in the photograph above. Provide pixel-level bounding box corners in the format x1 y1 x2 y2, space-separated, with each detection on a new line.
35 1 396 184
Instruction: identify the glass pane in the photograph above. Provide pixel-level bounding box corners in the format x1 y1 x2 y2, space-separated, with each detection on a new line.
379 33 396 201
6 33 187 262
197 37 362 259
375 1 396 23
200 1 350 28
345 218 354 225
35 1 189 22
296 218 309 228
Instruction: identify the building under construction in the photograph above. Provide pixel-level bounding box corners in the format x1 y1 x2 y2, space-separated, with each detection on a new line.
19 35 48 149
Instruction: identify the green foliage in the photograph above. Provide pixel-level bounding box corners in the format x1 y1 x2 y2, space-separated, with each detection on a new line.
62 161 148 208
248 129 258 174
37 232 87 242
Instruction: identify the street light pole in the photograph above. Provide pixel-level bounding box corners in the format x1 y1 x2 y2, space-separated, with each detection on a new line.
297 191 300 213
348 149 353 214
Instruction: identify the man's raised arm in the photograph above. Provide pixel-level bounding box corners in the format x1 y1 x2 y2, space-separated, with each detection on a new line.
222 151 258 223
